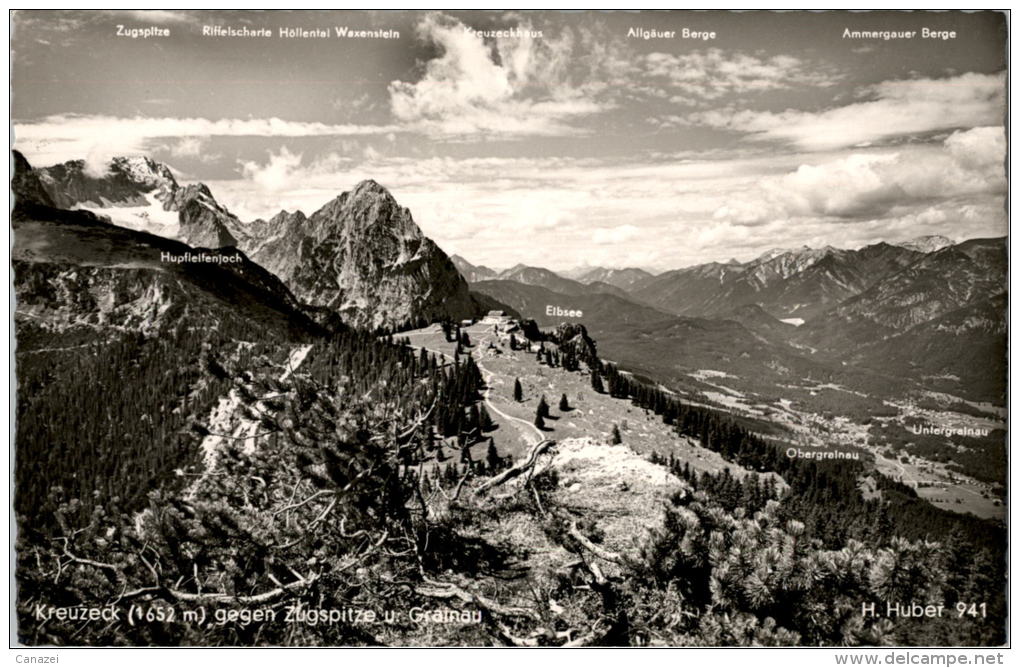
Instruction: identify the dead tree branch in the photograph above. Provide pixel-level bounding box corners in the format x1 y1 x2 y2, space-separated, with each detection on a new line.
474 440 555 494
569 521 626 564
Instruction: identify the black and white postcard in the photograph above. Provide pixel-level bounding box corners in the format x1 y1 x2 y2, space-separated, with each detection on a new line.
9 9 1009 650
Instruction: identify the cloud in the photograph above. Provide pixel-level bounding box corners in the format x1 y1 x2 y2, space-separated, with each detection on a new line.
681 71 1005 150
388 13 611 137
945 125 1005 172
167 137 205 157
206 131 1004 271
13 114 398 167
592 225 641 244
156 136 222 165
209 148 794 269
713 127 1006 224
240 147 311 193
642 49 840 103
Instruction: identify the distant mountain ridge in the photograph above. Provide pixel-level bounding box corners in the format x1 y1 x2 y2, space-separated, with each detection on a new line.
450 255 498 282
575 266 655 290
467 232 1004 402
491 263 629 299
894 235 956 253
631 241 942 322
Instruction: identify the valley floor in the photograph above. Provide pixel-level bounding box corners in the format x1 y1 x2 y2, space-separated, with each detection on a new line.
674 372 1006 521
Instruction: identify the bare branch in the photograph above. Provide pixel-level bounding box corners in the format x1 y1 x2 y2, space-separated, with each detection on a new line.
166 574 318 605
474 440 556 494
435 468 472 503
569 521 625 565
310 497 338 527
416 577 538 620
271 490 333 518
396 398 437 445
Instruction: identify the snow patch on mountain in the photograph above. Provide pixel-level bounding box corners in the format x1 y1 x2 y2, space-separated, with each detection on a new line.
895 235 955 253
75 192 181 239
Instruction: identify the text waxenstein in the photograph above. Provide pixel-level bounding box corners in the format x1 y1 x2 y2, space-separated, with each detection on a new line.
202 26 401 39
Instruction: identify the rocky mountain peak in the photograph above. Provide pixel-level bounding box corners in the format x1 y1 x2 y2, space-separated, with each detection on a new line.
246 181 478 330
350 178 390 199
109 156 178 190
271 208 306 225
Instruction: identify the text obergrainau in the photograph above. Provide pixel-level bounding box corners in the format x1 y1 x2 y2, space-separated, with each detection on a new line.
202 26 401 39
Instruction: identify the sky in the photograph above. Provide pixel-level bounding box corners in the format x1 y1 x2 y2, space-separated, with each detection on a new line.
11 10 1008 272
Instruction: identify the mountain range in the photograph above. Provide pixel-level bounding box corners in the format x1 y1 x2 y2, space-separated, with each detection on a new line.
460 238 1005 402
451 255 631 298
16 151 1007 403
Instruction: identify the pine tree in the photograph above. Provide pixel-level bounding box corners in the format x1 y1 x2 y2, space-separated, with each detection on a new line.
479 405 494 431
460 331 471 347
485 438 500 473
513 378 523 402
591 369 604 394
509 333 518 351
611 424 622 444
537 395 550 419
558 393 570 412
469 404 481 433
534 412 546 430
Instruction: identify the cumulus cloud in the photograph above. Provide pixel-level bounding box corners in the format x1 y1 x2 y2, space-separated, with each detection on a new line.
239 147 306 193
643 49 840 103
682 71 1005 150
945 125 1006 172
713 127 1006 225
388 13 610 137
